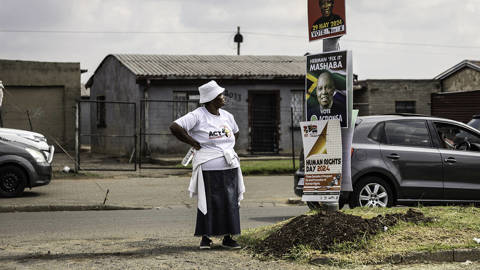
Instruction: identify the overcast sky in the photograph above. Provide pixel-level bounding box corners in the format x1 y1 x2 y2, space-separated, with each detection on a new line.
1 0 479 83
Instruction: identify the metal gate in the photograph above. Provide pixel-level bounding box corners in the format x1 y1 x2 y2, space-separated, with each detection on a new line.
75 100 137 171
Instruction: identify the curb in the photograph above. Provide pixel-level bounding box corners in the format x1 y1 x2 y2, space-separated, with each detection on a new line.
287 198 305 205
0 205 151 213
310 248 480 266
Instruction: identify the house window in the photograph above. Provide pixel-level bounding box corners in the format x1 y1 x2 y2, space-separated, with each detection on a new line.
395 101 416 114
290 90 305 128
173 91 200 119
96 96 106 128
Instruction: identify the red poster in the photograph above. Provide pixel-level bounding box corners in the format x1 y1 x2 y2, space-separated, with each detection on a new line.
307 0 346 41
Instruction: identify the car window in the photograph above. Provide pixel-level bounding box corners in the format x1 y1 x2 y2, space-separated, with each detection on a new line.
384 120 432 147
368 122 385 143
468 118 480 131
434 122 480 151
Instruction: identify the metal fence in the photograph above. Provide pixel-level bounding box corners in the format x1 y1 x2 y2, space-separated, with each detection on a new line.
75 100 137 171
139 99 199 169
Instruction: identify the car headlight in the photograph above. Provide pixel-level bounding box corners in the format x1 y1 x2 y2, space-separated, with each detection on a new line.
25 148 47 163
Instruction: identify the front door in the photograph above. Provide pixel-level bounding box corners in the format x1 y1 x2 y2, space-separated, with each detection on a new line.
433 121 480 201
249 91 279 153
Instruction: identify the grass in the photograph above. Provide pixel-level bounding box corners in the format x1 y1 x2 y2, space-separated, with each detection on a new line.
176 159 299 175
238 206 480 265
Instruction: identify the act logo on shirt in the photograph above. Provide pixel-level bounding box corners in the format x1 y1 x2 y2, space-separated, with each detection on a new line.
208 125 232 139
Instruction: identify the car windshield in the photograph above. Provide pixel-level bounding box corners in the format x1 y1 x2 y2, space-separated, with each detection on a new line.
467 118 480 131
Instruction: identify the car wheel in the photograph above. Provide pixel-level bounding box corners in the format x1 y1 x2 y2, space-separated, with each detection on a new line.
306 200 345 210
351 176 393 208
0 165 27 197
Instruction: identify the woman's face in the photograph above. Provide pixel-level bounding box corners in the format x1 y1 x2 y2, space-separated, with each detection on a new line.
211 93 225 108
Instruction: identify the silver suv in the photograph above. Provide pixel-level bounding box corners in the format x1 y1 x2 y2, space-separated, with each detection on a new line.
294 115 480 208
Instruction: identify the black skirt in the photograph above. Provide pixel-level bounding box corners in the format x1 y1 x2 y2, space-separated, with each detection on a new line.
194 168 241 236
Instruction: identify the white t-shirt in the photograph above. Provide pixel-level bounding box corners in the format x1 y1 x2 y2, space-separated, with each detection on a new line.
175 107 240 170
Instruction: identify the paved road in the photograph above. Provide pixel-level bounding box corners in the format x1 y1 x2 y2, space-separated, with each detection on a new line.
1 207 479 270
0 206 308 241
0 206 320 270
0 175 300 210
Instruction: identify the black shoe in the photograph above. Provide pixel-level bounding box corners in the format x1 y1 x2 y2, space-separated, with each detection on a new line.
200 236 212 249
222 236 241 249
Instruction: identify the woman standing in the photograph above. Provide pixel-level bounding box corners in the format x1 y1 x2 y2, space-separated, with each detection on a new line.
169 80 245 249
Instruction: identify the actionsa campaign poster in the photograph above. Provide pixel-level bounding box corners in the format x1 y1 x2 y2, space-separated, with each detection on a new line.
300 119 342 202
305 50 352 128
307 0 346 41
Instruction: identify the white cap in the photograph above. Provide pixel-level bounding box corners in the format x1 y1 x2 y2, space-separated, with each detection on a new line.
198 80 225 103
0 81 3 89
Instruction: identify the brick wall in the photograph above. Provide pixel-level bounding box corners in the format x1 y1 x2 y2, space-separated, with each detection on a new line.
359 80 440 116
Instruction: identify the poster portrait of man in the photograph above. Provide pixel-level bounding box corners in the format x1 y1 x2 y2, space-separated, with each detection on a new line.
307 71 346 124
306 51 351 127
308 0 346 41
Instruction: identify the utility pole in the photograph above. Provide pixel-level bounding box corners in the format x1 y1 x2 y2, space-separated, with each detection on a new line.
323 37 340 212
234 26 243 55
323 38 339 53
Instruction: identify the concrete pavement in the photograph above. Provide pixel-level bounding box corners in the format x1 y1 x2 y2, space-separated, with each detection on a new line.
0 174 302 212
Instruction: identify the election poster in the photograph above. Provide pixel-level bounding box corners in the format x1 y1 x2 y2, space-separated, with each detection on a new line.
306 50 352 128
307 0 346 41
300 119 342 202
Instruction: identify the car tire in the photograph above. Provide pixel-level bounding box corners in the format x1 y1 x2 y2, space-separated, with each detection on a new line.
306 200 345 211
350 176 393 208
0 165 27 197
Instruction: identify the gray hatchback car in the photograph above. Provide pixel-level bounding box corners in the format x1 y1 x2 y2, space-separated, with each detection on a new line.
294 114 480 208
0 139 52 197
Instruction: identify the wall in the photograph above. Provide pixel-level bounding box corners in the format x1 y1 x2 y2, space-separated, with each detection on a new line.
0 59 80 149
361 80 440 116
431 90 480 123
88 56 140 156
353 87 369 116
441 68 480 92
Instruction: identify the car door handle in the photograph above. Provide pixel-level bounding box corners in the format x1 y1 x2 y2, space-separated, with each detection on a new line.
386 153 400 160
444 157 456 163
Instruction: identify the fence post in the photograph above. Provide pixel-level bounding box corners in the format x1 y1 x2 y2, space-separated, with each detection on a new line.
291 107 295 172
26 110 33 131
75 102 80 172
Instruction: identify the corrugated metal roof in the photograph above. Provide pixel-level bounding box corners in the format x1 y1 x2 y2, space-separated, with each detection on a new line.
112 54 306 80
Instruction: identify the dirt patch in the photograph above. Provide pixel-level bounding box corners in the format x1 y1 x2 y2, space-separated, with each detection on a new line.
256 208 433 257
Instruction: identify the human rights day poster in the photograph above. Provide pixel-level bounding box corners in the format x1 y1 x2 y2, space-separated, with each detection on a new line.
307 0 346 41
300 119 342 202
306 50 352 127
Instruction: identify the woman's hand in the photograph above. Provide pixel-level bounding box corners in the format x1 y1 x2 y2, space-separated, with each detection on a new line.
170 122 201 150
191 140 201 150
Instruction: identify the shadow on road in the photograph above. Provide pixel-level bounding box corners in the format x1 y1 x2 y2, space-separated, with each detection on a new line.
249 216 295 223
1 245 206 262
0 191 42 199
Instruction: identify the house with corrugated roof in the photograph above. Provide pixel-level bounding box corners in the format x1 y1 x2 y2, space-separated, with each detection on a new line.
431 60 480 123
85 54 307 156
